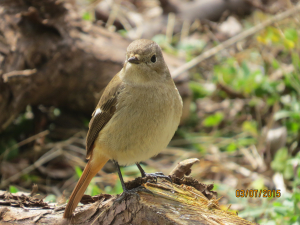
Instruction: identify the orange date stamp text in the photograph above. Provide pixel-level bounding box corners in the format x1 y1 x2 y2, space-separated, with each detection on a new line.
236 189 281 198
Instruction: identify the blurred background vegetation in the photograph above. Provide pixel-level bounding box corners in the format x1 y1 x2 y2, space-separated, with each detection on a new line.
1 0 300 224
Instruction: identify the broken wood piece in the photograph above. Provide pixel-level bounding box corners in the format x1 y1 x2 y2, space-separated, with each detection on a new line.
169 158 200 179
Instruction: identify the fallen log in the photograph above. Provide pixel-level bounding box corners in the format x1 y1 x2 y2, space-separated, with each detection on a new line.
0 0 191 132
0 159 256 225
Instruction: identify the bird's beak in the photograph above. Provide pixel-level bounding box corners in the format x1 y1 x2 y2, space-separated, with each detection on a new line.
128 56 140 64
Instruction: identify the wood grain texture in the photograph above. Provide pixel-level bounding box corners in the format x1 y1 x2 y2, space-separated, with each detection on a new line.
0 177 256 225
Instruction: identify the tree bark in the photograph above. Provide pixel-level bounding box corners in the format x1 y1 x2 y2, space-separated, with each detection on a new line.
0 0 191 132
0 176 256 225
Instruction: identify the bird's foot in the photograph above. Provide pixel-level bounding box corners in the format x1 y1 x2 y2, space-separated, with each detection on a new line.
116 186 153 203
144 172 172 183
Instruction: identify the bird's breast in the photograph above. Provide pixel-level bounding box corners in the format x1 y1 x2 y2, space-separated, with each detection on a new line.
95 82 182 165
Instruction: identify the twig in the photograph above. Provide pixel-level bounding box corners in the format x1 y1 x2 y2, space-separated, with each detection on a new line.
257 102 279 165
180 20 190 42
240 146 258 170
30 184 39 197
216 83 245 98
0 130 49 160
3 69 37 82
166 12 176 43
105 3 120 30
43 131 86 149
172 3 300 78
0 148 62 189
250 145 265 171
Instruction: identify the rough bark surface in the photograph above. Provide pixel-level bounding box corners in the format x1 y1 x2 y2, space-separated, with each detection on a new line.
0 0 191 132
0 176 256 225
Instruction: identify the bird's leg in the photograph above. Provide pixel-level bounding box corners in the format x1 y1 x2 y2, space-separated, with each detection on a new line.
114 160 127 192
136 163 172 183
114 161 152 202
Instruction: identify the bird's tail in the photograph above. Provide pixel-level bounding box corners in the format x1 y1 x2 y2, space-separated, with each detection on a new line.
63 155 109 218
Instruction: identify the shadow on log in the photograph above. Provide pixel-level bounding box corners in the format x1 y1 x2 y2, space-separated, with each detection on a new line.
0 159 256 225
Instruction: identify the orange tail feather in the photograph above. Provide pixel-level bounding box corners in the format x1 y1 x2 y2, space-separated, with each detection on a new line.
63 156 108 218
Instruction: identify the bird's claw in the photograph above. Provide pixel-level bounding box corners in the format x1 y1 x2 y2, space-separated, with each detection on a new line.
144 172 172 183
116 186 154 203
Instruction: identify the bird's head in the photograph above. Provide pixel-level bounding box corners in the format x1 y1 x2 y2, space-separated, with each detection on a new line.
122 39 170 83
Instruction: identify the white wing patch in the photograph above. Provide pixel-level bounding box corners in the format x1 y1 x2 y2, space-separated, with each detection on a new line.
94 108 102 116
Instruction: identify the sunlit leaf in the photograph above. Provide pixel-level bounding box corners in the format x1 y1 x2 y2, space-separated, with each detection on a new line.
251 177 265 190
242 121 258 137
284 28 298 43
203 112 224 127
91 184 101 196
226 143 237 152
189 81 210 99
9 186 18 193
274 110 300 121
82 11 92 21
271 148 289 172
283 164 294 180
283 39 295 49
75 166 83 179
271 59 280 69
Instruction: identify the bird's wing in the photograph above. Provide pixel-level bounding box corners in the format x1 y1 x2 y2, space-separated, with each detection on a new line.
86 74 124 159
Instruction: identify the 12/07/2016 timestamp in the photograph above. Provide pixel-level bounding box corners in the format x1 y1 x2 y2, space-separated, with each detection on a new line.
236 189 281 198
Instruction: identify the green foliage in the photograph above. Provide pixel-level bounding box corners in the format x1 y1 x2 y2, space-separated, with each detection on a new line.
186 20 300 224
21 174 39 183
0 138 19 160
257 26 299 50
9 186 19 193
251 177 265 190
178 39 206 54
284 28 298 44
75 166 83 178
118 29 128 37
189 81 212 99
203 112 224 127
226 142 237 152
214 57 282 99
74 166 102 196
105 180 123 195
242 121 258 137
152 35 177 55
44 194 56 203
271 148 294 180
82 11 93 21
257 154 300 224
0 106 36 160
86 179 102 196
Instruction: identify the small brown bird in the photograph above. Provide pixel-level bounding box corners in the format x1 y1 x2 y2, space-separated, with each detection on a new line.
63 39 183 218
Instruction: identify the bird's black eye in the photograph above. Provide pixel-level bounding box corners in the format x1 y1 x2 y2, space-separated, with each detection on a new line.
151 55 156 63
